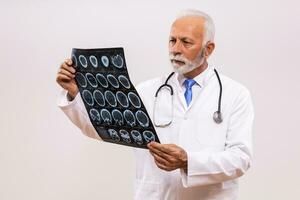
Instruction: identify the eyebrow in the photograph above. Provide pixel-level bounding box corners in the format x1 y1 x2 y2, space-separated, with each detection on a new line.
170 37 195 44
169 36 193 41
181 37 193 41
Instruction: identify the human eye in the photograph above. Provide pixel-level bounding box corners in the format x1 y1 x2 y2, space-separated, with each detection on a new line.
169 38 176 44
182 39 191 44
182 39 193 47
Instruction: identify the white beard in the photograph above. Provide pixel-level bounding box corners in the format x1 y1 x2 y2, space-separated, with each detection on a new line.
169 47 205 75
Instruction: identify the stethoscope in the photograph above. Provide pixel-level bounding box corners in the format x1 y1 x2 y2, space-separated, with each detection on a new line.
153 68 223 127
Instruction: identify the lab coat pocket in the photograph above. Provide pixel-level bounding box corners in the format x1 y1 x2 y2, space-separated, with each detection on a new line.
134 179 161 200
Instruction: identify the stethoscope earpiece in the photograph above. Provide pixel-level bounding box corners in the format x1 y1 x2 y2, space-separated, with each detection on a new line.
213 111 223 124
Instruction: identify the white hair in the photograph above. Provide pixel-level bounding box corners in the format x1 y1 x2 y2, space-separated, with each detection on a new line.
176 9 215 44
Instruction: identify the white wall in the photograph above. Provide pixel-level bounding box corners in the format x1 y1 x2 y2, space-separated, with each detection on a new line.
0 0 299 199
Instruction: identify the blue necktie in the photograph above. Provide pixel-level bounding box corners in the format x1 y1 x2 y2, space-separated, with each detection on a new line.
184 79 196 107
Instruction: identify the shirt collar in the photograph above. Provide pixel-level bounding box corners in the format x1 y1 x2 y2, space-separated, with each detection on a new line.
176 65 213 89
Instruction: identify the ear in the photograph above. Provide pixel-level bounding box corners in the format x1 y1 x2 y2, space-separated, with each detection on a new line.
204 42 215 58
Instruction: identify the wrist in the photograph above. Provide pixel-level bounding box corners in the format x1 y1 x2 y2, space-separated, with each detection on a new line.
67 88 79 100
180 149 188 172
67 92 76 101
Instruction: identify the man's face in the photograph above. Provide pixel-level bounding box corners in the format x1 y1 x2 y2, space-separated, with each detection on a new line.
169 17 206 74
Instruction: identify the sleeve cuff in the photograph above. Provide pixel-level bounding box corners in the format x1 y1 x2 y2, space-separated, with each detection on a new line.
56 89 81 110
180 168 189 187
180 150 212 188
180 148 227 188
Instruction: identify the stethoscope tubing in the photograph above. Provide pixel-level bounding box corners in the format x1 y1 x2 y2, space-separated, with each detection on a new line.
154 68 223 126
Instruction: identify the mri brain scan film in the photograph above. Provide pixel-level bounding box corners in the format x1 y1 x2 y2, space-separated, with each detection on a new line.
75 72 87 87
89 55 98 68
93 90 105 106
96 73 109 88
112 109 124 126
86 73 98 88
72 47 159 149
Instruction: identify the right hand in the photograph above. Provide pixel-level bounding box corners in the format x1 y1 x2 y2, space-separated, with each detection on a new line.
56 59 78 100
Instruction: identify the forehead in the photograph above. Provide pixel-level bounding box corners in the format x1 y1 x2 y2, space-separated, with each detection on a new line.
170 16 205 40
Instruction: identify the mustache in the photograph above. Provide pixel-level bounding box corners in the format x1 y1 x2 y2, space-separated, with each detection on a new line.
169 54 189 63
169 47 206 63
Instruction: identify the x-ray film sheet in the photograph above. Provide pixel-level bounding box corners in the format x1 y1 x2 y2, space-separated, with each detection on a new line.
72 47 160 149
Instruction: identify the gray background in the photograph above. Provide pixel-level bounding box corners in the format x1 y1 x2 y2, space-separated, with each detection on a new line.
0 0 299 199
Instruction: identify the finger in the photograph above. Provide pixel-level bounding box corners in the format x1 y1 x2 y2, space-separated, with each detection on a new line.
58 81 69 89
148 142 172 157
154 160 173 171
150 151 170 166
59 68 75 78
65 59 73 66
61 62 76 73
148 142 171 154
149 147 174 162
57 74 72 82
148 142 165 152
153 154 176 170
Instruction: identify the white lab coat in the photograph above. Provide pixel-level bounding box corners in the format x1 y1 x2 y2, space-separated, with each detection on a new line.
57 66 254 200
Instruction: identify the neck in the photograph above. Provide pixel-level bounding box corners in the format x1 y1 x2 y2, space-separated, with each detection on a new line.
183 60 208 79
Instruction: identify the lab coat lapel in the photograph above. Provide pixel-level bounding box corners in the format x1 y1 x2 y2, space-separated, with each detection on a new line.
169 73 188 111
182 66 216 113
178 90 188 111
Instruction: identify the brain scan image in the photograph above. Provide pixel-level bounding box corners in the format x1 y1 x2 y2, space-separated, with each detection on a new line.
72 54 78 67
128 92 141 108
89 108 101 123
79 55 87 68
101 55 109 67
131 130 143 145
123 110 136 127
107 74 119 88
119 129 131 143
93 90 105 106
118 75 131 89
108 129 120 142
76 72 87 87
143 131 155 143
72 48 159 148
112 109 124 126
96 73 109 88
82 90 94 106
100 109 112 125
104 90 117 107
116 91 129 108
85 73 98 88
135 110 149 128
89 55 98 68
111 54 124 68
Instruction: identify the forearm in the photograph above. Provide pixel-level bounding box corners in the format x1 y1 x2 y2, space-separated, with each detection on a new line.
181 144 251 187
57 89 101 140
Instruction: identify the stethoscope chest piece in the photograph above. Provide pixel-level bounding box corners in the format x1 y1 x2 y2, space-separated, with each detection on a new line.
213 111 223 124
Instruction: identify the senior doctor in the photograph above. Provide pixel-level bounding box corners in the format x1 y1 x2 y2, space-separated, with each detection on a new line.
56 10 254 200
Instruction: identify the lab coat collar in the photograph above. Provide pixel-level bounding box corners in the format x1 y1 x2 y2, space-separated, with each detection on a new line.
175 65 214 92
168 65 215 111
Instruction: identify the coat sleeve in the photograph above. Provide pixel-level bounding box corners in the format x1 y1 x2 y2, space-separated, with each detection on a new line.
180 88 254 187
57 89 102 140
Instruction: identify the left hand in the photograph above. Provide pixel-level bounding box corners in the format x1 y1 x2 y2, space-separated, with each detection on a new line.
147 142 188 172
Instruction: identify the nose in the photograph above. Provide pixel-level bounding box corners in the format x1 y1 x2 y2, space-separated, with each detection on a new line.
169 40 182 56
